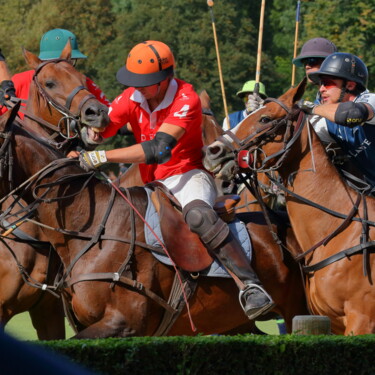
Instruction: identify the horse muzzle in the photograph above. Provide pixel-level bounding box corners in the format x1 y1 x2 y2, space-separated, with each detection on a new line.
203 141 237 181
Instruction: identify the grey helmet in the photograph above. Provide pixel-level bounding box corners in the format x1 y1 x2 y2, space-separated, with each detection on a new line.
293 38 337 67
309 52 368 92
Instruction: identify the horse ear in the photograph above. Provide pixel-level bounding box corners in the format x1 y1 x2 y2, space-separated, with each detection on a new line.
199 90 210 108
292 78 307 103
60 40 72 61
22 47 41 70
0 101 21 132
278 77 307 107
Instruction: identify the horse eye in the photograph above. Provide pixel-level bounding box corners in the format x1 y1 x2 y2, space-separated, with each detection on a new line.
45 80 56 89
259 116 271 123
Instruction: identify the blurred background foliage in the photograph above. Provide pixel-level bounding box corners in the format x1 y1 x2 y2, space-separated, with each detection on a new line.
0 0 373 135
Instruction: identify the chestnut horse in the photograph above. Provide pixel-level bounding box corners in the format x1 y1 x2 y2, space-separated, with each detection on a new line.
0 95 308 338
204 79 375 335
0 43 109 339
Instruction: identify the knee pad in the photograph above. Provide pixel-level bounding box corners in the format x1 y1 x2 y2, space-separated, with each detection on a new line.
183 200 230 249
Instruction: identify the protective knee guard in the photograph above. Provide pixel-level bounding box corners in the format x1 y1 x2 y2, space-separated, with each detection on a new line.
183 199 230 250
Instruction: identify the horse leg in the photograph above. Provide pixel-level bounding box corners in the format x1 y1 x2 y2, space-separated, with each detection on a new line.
344 311 375 335
71 314 135 339
29 294 65 340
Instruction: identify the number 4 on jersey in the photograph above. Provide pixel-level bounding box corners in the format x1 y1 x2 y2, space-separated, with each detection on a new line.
174 104 190 118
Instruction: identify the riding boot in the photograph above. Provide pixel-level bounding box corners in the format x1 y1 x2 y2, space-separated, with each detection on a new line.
183 199 274 321
212 231 274 320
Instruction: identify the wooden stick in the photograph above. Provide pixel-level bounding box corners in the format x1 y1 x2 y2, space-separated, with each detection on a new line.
207 0 230 128
2 220 24 237
291 1 301 87
255 0 266 94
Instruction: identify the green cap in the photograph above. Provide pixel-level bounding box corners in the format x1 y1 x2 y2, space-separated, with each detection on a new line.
39 29 87 60
236 80 267 99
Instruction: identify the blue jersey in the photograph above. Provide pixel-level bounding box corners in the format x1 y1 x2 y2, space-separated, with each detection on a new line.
326 119 375 185
223 110 246 130
312 91 375 186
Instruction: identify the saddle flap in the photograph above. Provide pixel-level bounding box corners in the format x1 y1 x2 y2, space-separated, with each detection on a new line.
214 194 241 222
151 187 214 272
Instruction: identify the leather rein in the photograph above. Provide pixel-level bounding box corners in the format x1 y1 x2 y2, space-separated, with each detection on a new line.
225 98 375 277
0 120 179 331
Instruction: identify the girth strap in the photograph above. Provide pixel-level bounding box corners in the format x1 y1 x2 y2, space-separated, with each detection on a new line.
64 271 176 314
303 240 375 273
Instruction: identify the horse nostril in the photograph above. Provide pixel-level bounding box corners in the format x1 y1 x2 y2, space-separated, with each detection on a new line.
84 106 99 117
207 145 223 158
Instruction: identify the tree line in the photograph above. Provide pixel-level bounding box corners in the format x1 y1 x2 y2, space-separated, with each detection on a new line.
1 0 373 123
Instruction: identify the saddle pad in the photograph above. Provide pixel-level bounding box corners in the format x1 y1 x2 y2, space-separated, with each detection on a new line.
144 188 252 278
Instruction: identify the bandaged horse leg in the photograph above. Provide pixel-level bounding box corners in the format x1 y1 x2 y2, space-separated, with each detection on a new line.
183 200 274 320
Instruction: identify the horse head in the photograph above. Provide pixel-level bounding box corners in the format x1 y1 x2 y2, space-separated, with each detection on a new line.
23 41 110 151
203 79 307 181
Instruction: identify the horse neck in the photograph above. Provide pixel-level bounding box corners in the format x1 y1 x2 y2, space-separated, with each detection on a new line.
11 128 61 195
278 123 360 251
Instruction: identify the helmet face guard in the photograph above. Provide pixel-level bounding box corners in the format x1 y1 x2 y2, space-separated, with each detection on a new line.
116 41 175 87
309 53 368 91
39 29 87 60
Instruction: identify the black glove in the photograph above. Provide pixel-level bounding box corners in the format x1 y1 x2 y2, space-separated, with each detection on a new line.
0 80 16 106
0 49 5 62
297 99 317 115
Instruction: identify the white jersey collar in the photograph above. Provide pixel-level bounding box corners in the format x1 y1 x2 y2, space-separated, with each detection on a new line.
130 79 178 114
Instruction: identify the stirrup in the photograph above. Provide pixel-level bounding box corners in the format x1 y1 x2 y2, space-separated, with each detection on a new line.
239 283 274 319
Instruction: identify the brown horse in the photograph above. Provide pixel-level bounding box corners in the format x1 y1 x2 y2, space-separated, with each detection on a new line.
204 79 375 335
0 97 308 338
0 43 109 339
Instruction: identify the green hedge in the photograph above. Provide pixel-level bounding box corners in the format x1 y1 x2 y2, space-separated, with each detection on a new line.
37 335 375 375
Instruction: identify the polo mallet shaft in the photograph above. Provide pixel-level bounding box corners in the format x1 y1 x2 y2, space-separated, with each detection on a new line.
207 0 230 128
291 0 301 87
254 0 266 95
2 220 23 237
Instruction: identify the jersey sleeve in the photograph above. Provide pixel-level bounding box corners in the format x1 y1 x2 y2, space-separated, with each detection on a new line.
355 92 375 125
162 89 202 130
101 92 130 138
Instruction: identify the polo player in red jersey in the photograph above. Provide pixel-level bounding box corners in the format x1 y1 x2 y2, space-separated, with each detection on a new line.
74 40 274 321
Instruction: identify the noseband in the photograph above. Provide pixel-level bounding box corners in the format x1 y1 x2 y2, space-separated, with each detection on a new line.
216 98 306 172
32 59 96 141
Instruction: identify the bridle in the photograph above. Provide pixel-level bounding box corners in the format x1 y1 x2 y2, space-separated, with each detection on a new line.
7 59 96 148
213 98 306 175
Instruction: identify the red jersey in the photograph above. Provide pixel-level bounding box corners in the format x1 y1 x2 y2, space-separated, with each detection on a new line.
103 78 204 183
1 69 110 115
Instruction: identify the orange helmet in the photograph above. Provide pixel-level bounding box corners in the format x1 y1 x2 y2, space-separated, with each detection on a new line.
116 41 175 87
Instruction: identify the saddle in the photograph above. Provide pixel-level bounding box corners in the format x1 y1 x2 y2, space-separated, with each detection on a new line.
149 183 240 272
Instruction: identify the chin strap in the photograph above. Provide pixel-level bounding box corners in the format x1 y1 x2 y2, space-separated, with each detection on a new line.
338 79 348 103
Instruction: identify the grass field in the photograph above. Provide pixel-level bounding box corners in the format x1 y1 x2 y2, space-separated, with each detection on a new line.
5 312 280 340
5 313 75 340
